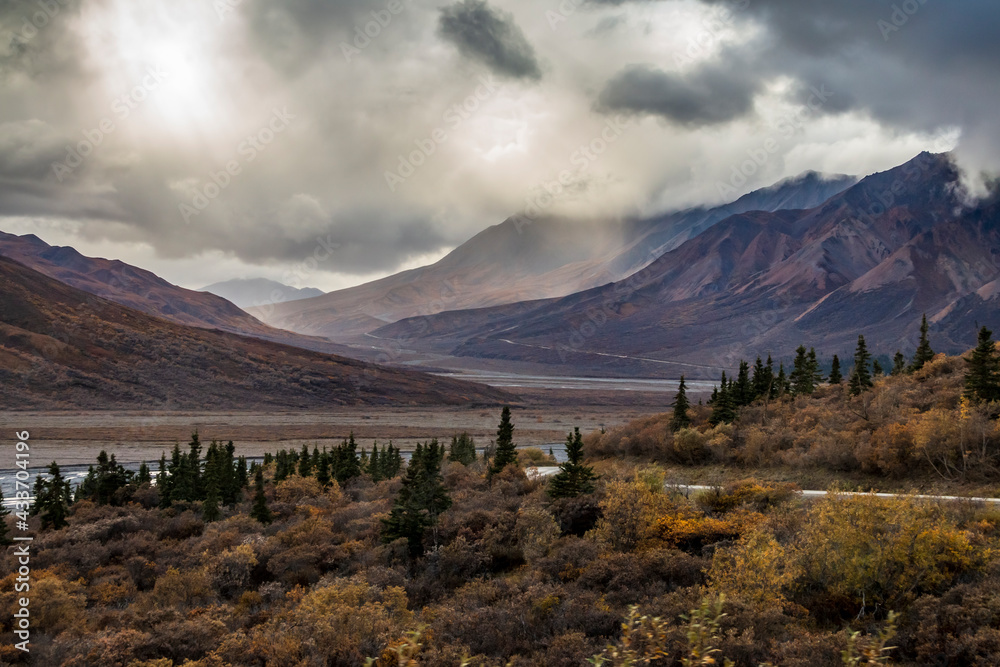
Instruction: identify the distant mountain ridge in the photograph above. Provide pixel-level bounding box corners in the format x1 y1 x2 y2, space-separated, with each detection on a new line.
250 171 857 341
200 278 324 309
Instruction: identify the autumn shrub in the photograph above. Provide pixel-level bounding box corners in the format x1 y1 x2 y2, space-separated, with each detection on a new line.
145 566 214 610
274 474 324 504
156 511 204 541
249 575 412 666
709 528 796 606
694 480 797 515
517 447 558 466
790 493 986 619
515 505 561 562
206 544 258 597
590 478 673 551
669 428 711 464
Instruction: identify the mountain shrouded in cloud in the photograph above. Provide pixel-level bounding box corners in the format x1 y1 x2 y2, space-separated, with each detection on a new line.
0 0 995 290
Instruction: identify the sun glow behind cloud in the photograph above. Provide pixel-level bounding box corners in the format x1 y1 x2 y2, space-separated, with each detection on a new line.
77 0 229 142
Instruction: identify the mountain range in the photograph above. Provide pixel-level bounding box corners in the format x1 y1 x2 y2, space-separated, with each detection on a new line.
3 152 996 399
248 172 857 341
371 153 1000 378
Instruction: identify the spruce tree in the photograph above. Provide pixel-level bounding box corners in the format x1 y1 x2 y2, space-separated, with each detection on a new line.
250 467 272 525
37 462 70 530
548 428 597 499
489 406 518 475
964 326 1000 403
751 356 772 401
382 441 452 557
791 345 812 395
236 456 248 491
335 434 362 484
709 373 736 425
911 314 935 371
828 355 843 385
873 359 885 377
670 376 692 431
892 351 906 376
848 335 873 396
733 361 753 406
775 363 789 398
369 444 383 482
384 443 403 479
316 451 332 488
202 467 221 522
808 348 824 388
298 444 312 477
137 462 151 485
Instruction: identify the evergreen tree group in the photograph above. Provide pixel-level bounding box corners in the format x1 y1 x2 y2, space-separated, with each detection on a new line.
382 440 452 557
448 432 477 465
32 462 71 530
156 433 248 516
548 428 597 499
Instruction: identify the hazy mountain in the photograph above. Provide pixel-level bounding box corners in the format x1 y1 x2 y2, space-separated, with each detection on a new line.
0 256 509 409
250 172 856 341
0 231 353 356
200 278 324 309
373 153 1000 377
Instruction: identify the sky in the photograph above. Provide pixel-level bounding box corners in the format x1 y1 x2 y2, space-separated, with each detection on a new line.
0 0 992 291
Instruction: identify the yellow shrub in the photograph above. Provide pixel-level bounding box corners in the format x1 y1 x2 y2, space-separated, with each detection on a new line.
792 493 985 611
710 529 796 605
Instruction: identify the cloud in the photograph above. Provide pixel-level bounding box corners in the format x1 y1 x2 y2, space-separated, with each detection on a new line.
0 0 997 291
596 63 759 126
438 0 542 81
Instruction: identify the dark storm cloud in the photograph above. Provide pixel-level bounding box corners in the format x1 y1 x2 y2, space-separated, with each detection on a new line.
438 0 541 81
596 63 759 126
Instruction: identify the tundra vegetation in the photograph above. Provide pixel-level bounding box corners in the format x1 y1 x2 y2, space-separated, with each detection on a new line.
2 324 1000 665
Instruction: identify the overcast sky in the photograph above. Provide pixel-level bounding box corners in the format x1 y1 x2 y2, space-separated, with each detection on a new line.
0 0 992 291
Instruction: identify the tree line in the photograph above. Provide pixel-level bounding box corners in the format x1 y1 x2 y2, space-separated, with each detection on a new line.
671 316 1000 428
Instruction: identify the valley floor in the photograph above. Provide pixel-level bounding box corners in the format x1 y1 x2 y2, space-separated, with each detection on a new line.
0 403 663 467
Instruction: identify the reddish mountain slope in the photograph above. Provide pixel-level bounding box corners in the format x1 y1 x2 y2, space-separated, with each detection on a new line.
0 257 509 409
0 232 355 356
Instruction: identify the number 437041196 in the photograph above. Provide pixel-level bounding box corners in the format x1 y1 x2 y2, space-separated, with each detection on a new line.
13 431 31 525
